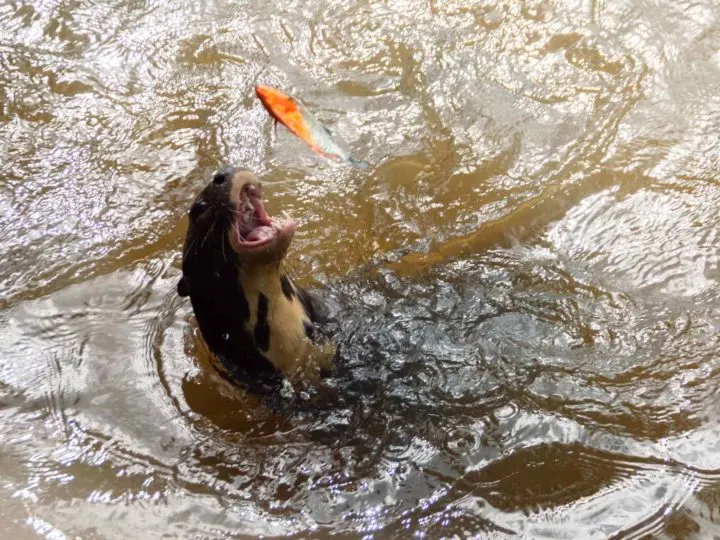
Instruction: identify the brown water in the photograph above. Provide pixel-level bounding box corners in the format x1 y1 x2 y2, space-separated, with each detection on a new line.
2 0 720 537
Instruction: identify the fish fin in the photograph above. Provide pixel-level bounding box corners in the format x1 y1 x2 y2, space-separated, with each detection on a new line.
322 125 333 137
347 156 370 169
308 145 333 159
273 119 278 136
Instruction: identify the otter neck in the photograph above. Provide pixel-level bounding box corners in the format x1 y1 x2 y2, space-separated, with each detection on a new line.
237 260 314 375
238 260 286 296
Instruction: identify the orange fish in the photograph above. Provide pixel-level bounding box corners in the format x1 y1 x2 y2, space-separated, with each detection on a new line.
255 84 369 168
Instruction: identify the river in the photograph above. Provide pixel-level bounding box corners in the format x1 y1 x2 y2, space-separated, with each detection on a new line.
1 0 720 537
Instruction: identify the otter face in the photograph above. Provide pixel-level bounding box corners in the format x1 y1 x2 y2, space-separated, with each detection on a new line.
178 167 328 386
182 167 296 271
178 167 297 296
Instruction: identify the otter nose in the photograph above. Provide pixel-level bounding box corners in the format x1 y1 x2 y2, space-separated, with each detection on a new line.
213 166 236 185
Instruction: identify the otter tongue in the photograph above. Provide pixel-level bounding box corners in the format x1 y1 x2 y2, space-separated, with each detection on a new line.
246 225 274 242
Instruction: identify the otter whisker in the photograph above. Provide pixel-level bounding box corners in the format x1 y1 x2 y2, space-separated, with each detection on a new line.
199 217 218 250
221 233 228 263
184 235 197 255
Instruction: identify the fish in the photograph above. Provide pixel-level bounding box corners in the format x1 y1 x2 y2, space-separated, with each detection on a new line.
255 84 369 169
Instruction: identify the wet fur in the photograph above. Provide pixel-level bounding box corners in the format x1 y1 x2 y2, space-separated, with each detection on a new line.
177 169 327 388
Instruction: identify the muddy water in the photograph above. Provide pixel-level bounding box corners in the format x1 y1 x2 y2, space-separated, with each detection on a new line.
1 0 720 537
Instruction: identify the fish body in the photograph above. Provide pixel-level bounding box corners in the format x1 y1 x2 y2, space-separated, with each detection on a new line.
255 84 369 169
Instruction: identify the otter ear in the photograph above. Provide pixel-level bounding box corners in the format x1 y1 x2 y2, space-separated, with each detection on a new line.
177 275 191 297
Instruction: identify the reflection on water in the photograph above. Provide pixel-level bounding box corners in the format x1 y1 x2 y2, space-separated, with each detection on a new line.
1 0 720 537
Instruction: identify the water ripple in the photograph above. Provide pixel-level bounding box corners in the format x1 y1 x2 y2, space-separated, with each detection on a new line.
2 0 720 536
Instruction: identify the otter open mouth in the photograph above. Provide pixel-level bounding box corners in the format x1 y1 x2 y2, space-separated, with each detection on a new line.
233 187 296 249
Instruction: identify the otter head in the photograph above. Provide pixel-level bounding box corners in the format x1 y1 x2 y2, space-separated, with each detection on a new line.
184 167 296 270
178 167 329 385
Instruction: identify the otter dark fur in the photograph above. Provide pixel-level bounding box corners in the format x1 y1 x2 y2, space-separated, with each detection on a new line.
177 167 330 385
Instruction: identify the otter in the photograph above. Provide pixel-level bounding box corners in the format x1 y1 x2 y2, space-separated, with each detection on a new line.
177 167 331 388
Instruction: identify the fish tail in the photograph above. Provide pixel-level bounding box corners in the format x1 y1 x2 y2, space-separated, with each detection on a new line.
347 156 370 169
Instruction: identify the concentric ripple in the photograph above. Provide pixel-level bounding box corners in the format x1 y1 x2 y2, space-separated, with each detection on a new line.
2 0 720 537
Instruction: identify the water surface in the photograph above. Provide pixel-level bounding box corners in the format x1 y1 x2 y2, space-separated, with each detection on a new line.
1 0 720 537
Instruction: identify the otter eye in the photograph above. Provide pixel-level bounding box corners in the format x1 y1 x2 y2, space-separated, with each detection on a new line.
189 200 207 220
